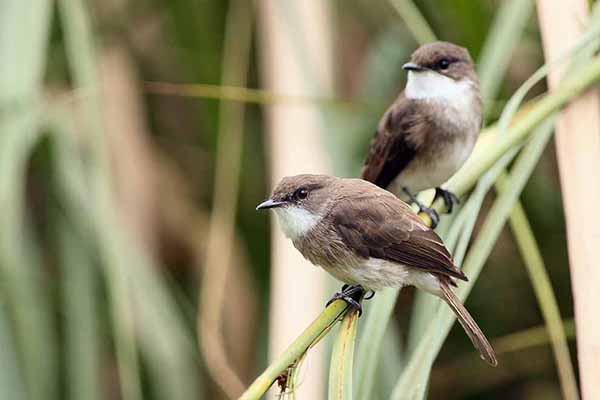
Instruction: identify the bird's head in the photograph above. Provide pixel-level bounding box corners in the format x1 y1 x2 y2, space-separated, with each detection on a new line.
403 41 479 102
256 174 334 239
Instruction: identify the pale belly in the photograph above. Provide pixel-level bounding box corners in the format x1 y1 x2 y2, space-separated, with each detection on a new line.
388 137 475 197
324 258 441 294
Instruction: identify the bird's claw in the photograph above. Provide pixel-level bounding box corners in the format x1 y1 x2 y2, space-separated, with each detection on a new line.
326 285 371 316
402 187 440 229
435 188 460 213
326 294 363 315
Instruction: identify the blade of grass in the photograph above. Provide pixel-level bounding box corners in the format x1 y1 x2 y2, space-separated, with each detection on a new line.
0 1 56 399
145 81 369 111
477 0 534 112
328 310 360 400
494 319 576 355
355 288 398 400
429 319 576 398
57 1 201 398
496 192 579 399
388 0 436 45
0 110 58 400
49 101 202 400
59 222 101 400
199 0 252 397
0 301 26 400
496 20 600 139
375 320 405 398
57 1 142 398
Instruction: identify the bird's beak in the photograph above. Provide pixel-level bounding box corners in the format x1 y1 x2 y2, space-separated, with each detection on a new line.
402 62 425 72
256 198 286 210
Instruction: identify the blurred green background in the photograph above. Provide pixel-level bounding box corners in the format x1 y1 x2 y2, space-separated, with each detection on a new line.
0 0 586 399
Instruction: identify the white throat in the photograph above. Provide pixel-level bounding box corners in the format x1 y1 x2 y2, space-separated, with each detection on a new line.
405 70 473 102
274 206 321 240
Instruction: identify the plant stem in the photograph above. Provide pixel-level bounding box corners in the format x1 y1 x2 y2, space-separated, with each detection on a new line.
239 300 349 400
388 0 436 45
494 319 576 355
199 0 252 397
497 184 579 399
328 310 360 400
355 288 399 400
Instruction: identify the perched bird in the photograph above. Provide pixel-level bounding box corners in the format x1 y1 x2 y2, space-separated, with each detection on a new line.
362 41 482 227
257 174 497 365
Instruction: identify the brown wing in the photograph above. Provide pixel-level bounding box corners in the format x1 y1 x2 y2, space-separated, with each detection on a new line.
361 95 428 189
331 194 466 281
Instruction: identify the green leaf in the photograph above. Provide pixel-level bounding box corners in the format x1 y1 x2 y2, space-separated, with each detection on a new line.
0 2 56 399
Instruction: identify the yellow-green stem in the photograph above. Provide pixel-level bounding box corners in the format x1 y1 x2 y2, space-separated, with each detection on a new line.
239 300 349 400
328 310 360 400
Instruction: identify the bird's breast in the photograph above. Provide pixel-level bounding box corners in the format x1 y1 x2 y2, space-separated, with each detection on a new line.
389 100 480 195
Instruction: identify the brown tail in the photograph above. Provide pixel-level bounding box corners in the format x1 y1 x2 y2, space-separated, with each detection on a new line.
440 282 498 366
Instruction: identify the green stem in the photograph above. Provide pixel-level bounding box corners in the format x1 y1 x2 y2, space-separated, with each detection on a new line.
494 319 576 355
239 300 349 400
328 310 360 400
498 177 580 400
355 288 399 400
388 0 436 45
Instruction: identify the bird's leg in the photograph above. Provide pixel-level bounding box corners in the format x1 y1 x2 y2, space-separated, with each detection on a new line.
434 187 460 213
402 187 440 229
326 284 369 316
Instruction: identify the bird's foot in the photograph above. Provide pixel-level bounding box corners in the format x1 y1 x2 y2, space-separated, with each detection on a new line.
434 188 460 214
326 284 370 316
402 187 440 229
417 206 440 229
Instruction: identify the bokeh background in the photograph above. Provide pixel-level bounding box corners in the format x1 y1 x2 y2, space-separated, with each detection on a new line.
1 0 595 399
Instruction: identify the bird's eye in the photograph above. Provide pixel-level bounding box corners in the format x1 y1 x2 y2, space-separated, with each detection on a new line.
294 188 309 200
437 59 450 70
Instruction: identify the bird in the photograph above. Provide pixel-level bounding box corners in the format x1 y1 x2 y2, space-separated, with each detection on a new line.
257 174 497 366
362 41 482 228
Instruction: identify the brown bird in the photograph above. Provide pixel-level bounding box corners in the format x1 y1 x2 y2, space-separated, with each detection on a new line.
362 41 482 227
257 174 497 365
